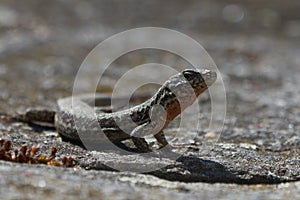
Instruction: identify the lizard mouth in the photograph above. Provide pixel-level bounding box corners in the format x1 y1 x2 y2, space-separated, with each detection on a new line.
201 69 217 87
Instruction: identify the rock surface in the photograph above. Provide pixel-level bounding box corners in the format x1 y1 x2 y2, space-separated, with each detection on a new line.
0 0 299 199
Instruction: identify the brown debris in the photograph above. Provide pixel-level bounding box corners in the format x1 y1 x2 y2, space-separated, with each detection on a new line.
0 138 77 168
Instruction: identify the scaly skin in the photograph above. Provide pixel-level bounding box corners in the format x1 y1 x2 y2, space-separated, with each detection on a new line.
12 69 217 152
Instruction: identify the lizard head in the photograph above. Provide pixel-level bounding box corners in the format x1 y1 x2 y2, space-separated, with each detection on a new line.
153 69 217 121
156 69 217 104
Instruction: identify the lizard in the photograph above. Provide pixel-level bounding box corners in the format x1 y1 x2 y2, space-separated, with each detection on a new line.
5 69 217 153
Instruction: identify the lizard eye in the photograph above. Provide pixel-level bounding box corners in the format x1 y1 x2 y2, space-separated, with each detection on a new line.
182 69 198 81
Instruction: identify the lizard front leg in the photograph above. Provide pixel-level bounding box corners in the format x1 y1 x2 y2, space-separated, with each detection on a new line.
154 131 169 147
131 124 175 157
131 136 151 153
131 103 169 152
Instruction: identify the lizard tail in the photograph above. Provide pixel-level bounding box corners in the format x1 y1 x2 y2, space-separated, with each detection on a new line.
0 109 55 124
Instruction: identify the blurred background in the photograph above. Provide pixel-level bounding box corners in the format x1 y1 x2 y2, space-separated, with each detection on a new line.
0 0 300 151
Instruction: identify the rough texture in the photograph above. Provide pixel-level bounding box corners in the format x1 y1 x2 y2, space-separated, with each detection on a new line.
0 161 299 200
0 0 300 199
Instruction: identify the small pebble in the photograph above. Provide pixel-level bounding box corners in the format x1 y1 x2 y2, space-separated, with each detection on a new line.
204 132 216 138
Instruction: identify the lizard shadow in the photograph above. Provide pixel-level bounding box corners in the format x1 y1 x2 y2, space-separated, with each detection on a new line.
176 156 226 172
157 156 241 183
26 122 56 132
